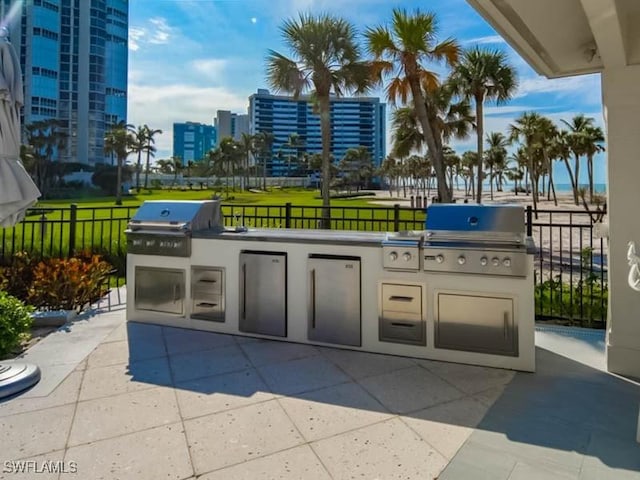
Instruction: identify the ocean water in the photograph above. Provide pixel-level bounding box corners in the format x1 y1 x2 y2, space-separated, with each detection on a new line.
497 182 607 193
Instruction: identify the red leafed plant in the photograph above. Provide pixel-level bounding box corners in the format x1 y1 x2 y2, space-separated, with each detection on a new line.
27 254 112 313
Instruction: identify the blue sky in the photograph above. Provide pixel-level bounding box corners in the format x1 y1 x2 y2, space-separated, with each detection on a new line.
128 0 606 184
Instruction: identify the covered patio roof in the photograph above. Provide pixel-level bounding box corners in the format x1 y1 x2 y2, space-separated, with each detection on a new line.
467 0 640 78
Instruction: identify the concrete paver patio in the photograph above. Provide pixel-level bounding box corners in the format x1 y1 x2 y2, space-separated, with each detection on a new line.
1 298 639 480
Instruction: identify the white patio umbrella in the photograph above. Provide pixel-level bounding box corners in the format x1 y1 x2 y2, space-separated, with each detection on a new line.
0 27 41 399
0 27 40 227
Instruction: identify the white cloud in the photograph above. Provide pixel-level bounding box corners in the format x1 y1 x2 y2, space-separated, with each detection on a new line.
128 27 145 52
148 17 174 45
127 83 249 159
191 59 228 81
463 35 506 45
128 17 174 51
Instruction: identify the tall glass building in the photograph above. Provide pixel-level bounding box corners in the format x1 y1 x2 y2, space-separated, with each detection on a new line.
173 122 217 163
1 0 128 164
249 89 386 177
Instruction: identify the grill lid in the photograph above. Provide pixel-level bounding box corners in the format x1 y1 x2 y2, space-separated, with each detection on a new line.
425 204 525 245
127 200 224 233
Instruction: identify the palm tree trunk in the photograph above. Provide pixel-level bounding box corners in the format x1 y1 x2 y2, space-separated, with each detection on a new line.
262 152 267 191
319 95 332 229
573 153 580 205
489 166 494 200
115 156 123 205
135 151 142 191
587 155 594 202
408 76 450 203
475 94 484 204
527 148 538 219
144 151 151 189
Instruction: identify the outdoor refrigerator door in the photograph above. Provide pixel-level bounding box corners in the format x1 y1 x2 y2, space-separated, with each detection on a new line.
308 255 361 346
239 251 287 337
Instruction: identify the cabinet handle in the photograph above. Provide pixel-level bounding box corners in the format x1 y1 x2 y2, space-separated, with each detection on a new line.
173 284 179 302
504 311 509 339
310 269 316 329
391 322 414 328
389 295 414 302
196 302 218 308
242 263 246 319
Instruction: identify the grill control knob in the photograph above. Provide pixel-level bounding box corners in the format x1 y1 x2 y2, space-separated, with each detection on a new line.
503 257 512 267
480 256 488 266
435 254 445 264
388 251 398 261
457 255 466 265
492 257 500 267
402 252 412 262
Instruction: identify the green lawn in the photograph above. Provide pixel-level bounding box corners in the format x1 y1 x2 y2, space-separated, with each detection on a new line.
35 187 392 208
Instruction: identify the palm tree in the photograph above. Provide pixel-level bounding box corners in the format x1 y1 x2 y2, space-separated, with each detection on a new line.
267 13 373 228
582 125 605 202
24 119 68 193
239 132 255 189
460 151 477 198
509 112 545 216
130 125 147 191
367 8 459 203
142 126 162 190
104 121 133 205
561 114 594 205
286 132 304 179
450 46 517 204
252 132 274 191
484 132 508 200
553 130 578 203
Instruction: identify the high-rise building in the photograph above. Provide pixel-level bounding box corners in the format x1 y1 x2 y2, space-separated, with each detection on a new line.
173 122 217 163
214 110 250 141
1 0 128 165
249 89 386 177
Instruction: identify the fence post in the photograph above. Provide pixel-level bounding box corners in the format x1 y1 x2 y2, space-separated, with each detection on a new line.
68 203 77 257
285 202 292 229
526 205 533 237
393 204 400 232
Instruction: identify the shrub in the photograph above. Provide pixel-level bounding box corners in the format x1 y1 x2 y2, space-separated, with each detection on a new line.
0 251 37 301
0 291 33 357
27 254 112 312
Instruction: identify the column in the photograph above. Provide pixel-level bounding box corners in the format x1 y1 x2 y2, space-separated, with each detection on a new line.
602 64 640 378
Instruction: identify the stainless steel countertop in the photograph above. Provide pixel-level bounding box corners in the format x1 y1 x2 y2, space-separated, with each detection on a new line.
193 228 386 246
194 228 538 253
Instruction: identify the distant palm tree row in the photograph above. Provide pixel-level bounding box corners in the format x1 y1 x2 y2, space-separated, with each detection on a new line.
263 8 604 222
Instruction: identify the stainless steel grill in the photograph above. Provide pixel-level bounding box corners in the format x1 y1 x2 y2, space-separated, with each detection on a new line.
422 204 528 277
126 200 224 257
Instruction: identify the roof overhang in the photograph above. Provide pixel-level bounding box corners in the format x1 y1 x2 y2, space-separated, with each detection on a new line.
467 0 640 78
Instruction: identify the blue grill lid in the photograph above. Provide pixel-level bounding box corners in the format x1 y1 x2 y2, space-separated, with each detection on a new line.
425 204 524 234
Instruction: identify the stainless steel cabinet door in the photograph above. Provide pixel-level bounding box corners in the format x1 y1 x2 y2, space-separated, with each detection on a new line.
308 256 361 346
135 267 185 315
239 252 287 337
436 293 516 356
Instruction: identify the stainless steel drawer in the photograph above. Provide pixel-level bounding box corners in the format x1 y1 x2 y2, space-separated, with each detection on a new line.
191 267 225 322
381 284 422 314
379 311 425 345
192 268 222 294
192 294 224 321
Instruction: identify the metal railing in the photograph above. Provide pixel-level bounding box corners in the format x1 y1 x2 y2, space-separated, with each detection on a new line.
0 203 608 326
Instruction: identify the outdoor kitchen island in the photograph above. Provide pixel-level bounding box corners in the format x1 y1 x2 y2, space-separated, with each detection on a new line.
126 202 536 372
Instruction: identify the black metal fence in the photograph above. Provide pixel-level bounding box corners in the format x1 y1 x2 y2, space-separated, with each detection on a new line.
0 203 607 326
